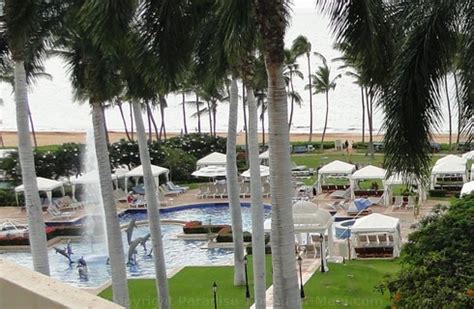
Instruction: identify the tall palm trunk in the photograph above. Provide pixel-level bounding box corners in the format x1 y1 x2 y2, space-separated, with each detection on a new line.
159 96 167 140
129 102 134 141
207 101 213 135
132 101 170 308
196 93 201 133
246 85 266 308
288 70 295 130
365 87 374 158
212 103 217 137
14 61 50 275
360 86 365 143
27 103 38 147
242 86 249 166
266 63 301 308
91 103 129 307
307 53 313 142
260 106 266 147
147 103 159 141
320 91 329 150
101 105 110 145
182 92 188 134
453 73 461 147
226 78 245 285
444 76 452 150
146 104 153 142
118 102 132 141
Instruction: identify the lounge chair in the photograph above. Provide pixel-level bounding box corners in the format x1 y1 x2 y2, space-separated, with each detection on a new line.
47 204 74 219
304 244 317 259
167 181 189 193
405 196 415 212
391 196 404 211
291 161 308 171
159 185 181 196
156 190 169 207
206 183 217 198
215 183 227 198
239 183 247 198
262 182 270 198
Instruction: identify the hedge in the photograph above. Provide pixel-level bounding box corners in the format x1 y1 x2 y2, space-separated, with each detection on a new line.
0 225 83 246
216 231 252 243
246 244 272 255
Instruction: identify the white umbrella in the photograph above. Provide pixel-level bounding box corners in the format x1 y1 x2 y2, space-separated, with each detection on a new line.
241 165 270 178
192 166 227 178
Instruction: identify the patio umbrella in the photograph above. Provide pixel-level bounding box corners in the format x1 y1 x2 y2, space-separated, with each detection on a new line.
191 166 227 178
241 165 270 178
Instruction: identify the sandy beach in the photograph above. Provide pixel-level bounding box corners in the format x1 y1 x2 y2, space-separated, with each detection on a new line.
0 130 454 147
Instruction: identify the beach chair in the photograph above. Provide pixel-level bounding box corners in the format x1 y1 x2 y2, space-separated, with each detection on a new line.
156 190 169 207
47 204 74 219
304 244 318 259
167 181 189 193
405 196 415 212
391 196 404 211
215 183 227 198
239 183 247 198
196 184 209 199
262 182 271 198
160 184 181 196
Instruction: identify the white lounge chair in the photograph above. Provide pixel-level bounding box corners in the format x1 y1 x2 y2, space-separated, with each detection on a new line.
215 183 227 198
196 184 208 199
391 196 404 211
262 182 270 198
206 183 217 198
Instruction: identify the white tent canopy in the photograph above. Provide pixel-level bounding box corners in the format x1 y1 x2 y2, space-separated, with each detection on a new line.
435 154 467 166
259 150 269 166
124 165 170 190
461 181 474 196
350 213 402 257
317 160 356 194
191 165 227 178
350 165 386 199
431 162 467 189
15 177 65 206
196 152 227 169
383 173 427 206
241 165 270 178
462 151 474 160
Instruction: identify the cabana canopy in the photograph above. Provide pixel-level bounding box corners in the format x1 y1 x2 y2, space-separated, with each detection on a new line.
461 181 474 196
462 150 474 160
350 165 386 199
196 152 226 169
317 160 356 194
431 162 466 175
350 213 402 257
124 165 170 190
435 154 467 166
259 150 270 166
383 173 427 206
15 177 65 206
241 165 270 178
191 165 227 178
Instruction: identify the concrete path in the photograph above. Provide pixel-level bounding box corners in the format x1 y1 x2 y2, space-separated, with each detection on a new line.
250 257 321 309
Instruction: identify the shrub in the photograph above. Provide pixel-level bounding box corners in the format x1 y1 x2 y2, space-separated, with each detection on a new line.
216 231 252 243
0 189 17 206
429 189 447 197
160 147 196 182
182 224 230 234
163 133 226 159
246 244 272 255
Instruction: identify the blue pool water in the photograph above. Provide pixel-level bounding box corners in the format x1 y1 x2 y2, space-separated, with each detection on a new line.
0 204 271 288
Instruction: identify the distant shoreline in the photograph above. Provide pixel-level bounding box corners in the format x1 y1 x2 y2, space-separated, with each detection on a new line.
1 130 457 148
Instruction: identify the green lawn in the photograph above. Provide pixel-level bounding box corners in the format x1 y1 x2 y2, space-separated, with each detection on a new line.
291 152 385 169
99 255 273 309
302 260 400 309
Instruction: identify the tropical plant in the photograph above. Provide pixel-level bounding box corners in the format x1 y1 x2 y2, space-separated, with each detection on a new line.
309 53 342 150
382 196 474 308
292 35 314 142
254 0 302 307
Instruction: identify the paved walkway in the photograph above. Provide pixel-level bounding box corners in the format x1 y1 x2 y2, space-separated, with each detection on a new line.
250 257 321 309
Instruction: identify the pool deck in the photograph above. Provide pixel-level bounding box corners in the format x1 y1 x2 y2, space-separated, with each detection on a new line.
0 188 447 244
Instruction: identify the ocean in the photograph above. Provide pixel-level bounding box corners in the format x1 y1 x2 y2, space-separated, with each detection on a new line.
0 3 456 134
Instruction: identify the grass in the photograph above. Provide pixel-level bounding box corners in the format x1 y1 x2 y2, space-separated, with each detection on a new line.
99 255 273 309
291 152 384 169
302 260 400 309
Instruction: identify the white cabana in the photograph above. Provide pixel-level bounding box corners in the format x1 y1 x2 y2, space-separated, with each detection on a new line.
191 165 227 178
462 150 474 160
15 177 65 206
241 165 270 178
124 165 170 189
350 213 402 258
430 161 467 189
383 173 427 206
196 152 227 169
264 201 335 268
435 154 467 166
461 181 474 196
259 150 269 166
317 160 356 194
350 165 386 199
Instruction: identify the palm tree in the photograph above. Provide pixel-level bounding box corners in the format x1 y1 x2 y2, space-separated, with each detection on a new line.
292 35 314 142
283 49 304 130
443 75 452 150
3 0 58 276
53 11 130 306
310 53 342 150
254 1 302 307
114 97 132 141
316 0 473 177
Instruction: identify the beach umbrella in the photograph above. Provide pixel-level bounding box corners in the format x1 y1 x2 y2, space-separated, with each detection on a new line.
192 166 227 178
241 165 270 178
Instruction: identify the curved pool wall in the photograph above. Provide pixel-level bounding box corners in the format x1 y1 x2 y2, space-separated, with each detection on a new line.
334 219 356 239
0 203 272 288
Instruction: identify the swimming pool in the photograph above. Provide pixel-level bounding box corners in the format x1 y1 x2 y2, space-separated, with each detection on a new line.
0 203 271 288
